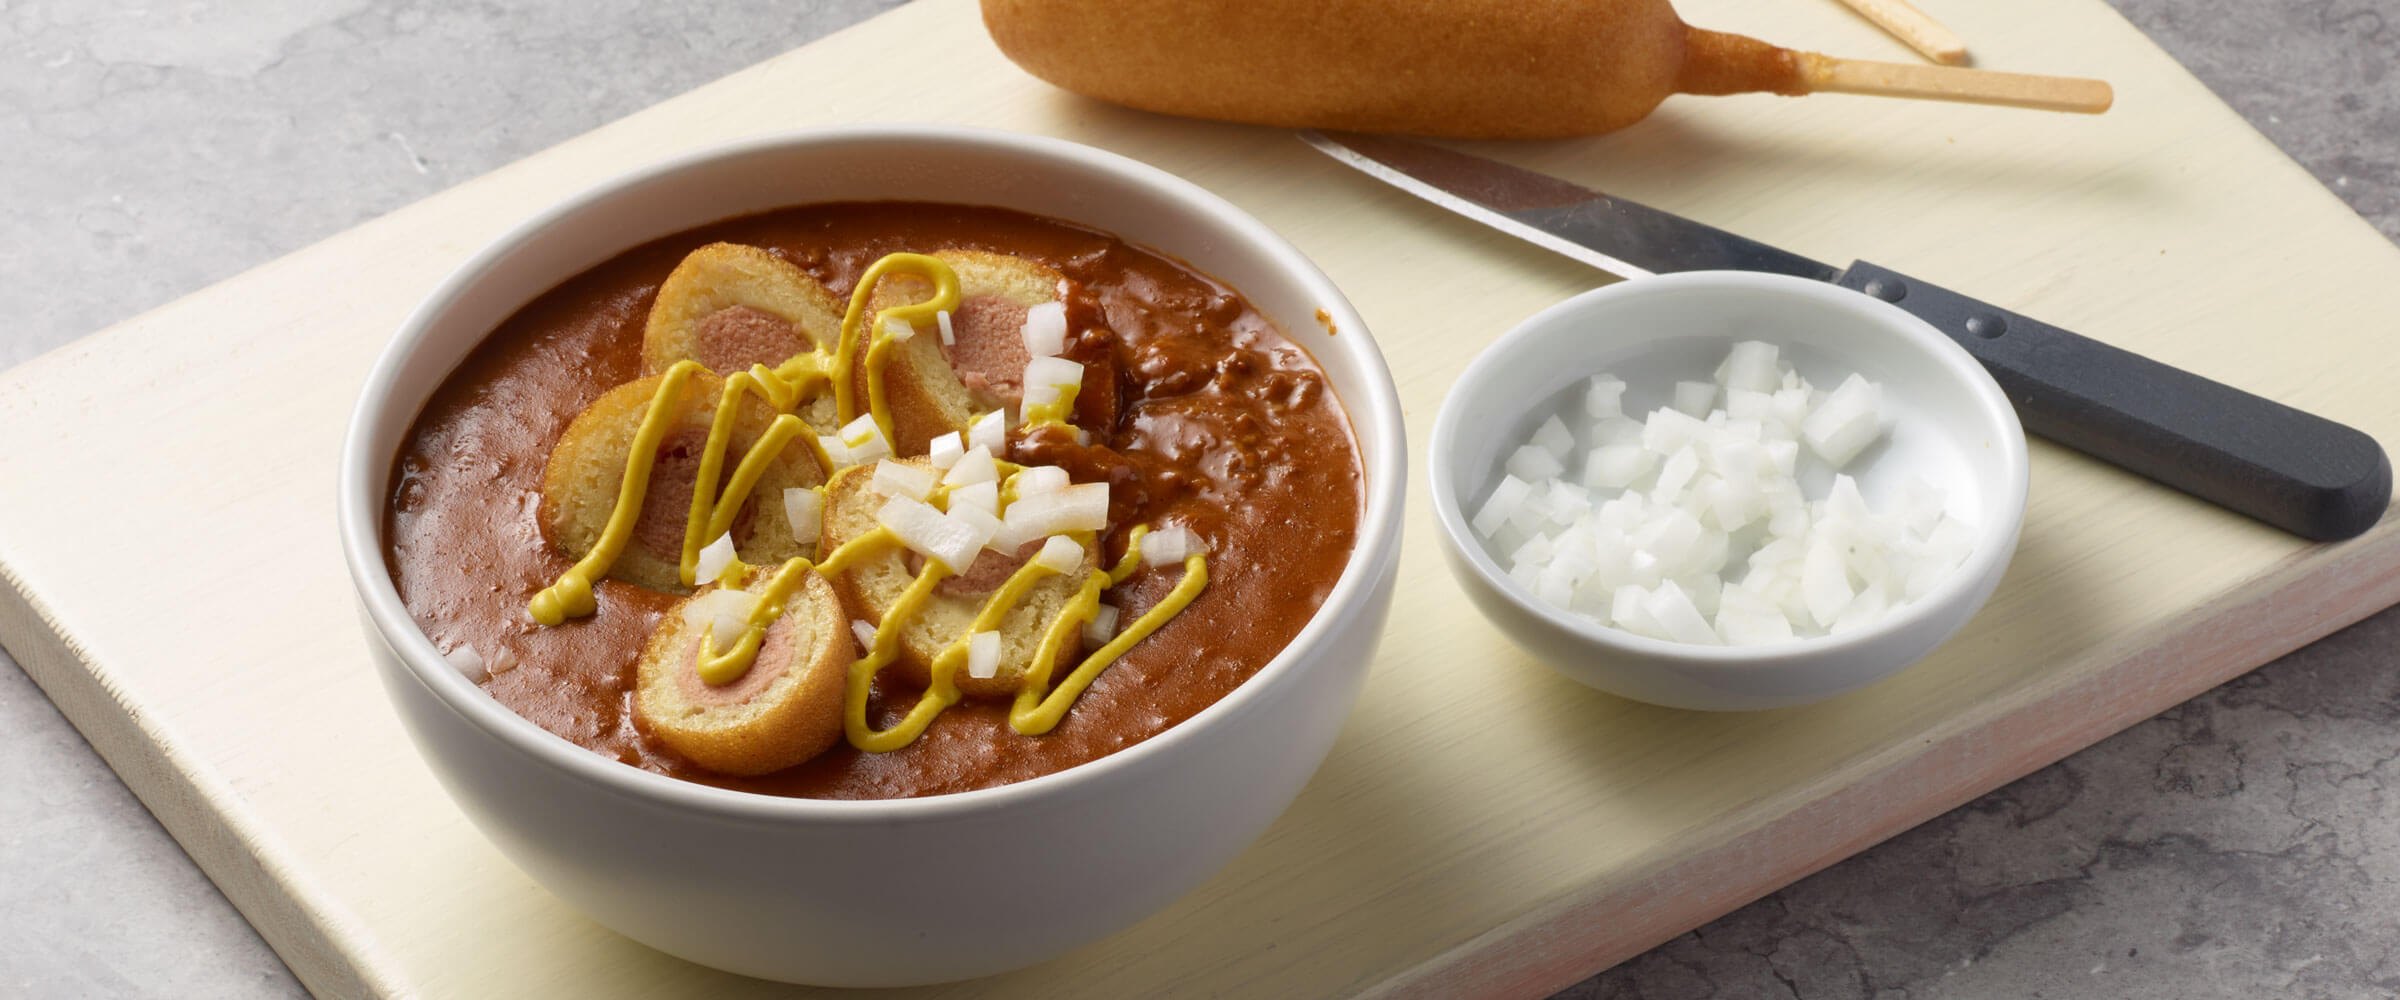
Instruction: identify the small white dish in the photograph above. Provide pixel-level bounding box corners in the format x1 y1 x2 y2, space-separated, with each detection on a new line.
1428 271 2028 711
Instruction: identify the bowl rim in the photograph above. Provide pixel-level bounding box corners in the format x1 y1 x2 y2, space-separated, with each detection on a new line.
1427 270 2029 670
335 124 1406 822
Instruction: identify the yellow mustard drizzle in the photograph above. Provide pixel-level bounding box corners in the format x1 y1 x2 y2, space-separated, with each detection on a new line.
678 365 847 586
692 527 896 685
862 328 903 450
1011 555 1209 736
529 249 1205 757
832 252 960 445
814 525 898 576
528 360 706 625
919 458 1025 510
842 560 955 751
705 416 804 540
843 541 1080 751
1108 524 1153 586
1022 381 1080 428
693 557 806 685
1009 527 1209 735
533 253 959 619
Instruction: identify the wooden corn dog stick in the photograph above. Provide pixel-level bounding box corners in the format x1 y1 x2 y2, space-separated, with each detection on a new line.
1829 0 1970 65
1799 55 2113 113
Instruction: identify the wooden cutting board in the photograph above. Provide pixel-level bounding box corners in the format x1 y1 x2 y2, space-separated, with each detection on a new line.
4 0 2396 996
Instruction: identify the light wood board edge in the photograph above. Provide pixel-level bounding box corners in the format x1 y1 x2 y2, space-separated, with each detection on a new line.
1368 522 2400 998
0 561 394 999
0 0 2393 993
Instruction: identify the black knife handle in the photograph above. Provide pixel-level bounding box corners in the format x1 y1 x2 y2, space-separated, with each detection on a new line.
1837 260 2390 541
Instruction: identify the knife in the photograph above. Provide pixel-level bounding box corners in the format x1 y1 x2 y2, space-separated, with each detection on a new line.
1302 130 2391 543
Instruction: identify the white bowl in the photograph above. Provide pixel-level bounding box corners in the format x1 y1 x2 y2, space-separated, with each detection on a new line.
335 126 1405 986
1428 271 2027 711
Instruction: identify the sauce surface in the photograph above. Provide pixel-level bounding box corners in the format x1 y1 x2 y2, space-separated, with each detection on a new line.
385 203 1362 799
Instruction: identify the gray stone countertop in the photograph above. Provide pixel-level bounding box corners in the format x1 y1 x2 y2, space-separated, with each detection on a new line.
3 1 2395 997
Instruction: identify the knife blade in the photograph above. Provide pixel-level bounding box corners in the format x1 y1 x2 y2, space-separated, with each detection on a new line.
1303 130 2391 543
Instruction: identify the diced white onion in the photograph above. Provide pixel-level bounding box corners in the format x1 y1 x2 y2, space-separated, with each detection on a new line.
1584 374 1626 420
1764 440 1800 476
1021 301 1068 358
839 413 880 447
710 607 756 649
1641 407 1710 454
947 507 1000 564
486 645 519 676
1472 474 1532 537
1770 386 1811 430
1825 473 1871 524
1143 524 1208 566
1673 381 1716 418
1535 561 1573 607
1653 446 1698 500
681 587 761 640
782 487 823 543
882 316 916 342
986 520 1033 557
1582 444 1649 491
1925 515 1974 561
696 532 741 585
1610 584 1659 639
1594 416 1643 445
877 495 982 573
1506 444 1565 482
816 433 852 469
1898 476 1947 536
1714 586 1794 644
871 460 936 501
1725 388 1773 422
1801 373 1883 468
1800 534 1853 628
1715 341 1781 394
1033 534 1084 573
1832 583 1891 635
838 413 892 465
1531 415 1575 459
966 630 1003 679
1643 580 1720 645
1466 342 1968 645
1014 465 1070 496
443 644 488 683
944 445 1000 486
926 431 966 470
1021 356 1084 408
1509 532 1554 568
1084 603 1121 648
967 410 1006 453
936 309 955 346
851 619 877 651
1002 481 1110 540
948 501 1006 553
948 480 999 516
